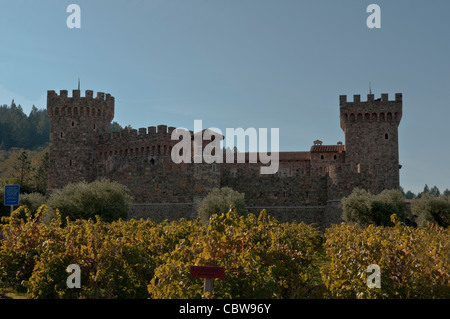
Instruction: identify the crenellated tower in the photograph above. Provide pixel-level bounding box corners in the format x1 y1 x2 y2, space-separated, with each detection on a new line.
47 89 114 192
339 93 402 193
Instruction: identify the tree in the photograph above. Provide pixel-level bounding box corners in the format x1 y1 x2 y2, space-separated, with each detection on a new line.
404 190 416 200
430 185 441 197
47 180 133 223
411 194 450 228
0 102 49 151
33 151 49 194
444 189 450 197
197 187 247 223
341 188 408 227
12 151 33 192
110 121 123 133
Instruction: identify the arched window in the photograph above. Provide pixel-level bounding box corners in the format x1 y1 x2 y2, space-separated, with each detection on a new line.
385 133 389 140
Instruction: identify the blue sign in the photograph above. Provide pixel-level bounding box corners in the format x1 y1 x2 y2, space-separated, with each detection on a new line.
4 185 20 206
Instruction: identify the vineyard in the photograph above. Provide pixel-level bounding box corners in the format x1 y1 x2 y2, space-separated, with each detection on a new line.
0 205 448 299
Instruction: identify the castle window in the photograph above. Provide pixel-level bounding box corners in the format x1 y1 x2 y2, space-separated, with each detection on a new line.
385 133 389 140
69 160 72 167
334 155 337 160
72 121 75 127
231 171 237 178
60 132 63 138
320 155 324 160
93 124 96 130
150 158 155 165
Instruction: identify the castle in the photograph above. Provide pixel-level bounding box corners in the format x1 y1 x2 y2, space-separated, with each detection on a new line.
47 89 402 228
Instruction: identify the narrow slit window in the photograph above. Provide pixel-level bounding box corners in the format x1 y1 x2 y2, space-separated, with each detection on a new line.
385 133 389 140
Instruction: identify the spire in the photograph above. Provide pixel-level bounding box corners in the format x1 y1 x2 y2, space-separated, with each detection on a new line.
78 78 80 91
369 81 372 95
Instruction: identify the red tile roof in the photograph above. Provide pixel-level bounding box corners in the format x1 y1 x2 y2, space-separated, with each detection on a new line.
310 144 345 152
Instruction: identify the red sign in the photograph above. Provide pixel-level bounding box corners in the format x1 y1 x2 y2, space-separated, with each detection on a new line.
190 266 225 279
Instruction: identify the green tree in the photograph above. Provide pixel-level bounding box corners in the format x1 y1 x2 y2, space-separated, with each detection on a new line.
12 151 33 192
430 185 441 197
197 187 247 223
47 180 133 223
411 194 450 228
342 188 408 227
404 190 416 199
33 151 49 194
0 101 49 151
110 121 123 133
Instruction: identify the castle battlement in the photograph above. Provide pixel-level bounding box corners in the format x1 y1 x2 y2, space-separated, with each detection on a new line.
48 89 114 102
109 126 183 141
47 89 114 122
339 93 402 128
339 93 402 105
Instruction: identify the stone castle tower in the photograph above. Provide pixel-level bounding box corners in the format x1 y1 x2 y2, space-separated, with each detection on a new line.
339 93 402 194
46 89 403 228
47 90 114 192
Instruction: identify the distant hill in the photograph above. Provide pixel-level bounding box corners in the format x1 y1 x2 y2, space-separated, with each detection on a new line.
0 100 50 150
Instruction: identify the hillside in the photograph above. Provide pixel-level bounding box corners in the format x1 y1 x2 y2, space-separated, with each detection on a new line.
0 101 50 151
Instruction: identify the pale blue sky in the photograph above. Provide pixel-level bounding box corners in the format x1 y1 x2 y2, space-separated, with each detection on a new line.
0 0 449 193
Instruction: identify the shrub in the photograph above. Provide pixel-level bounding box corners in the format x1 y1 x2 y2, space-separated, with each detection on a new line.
149 208 324 299
0 188 10 219
47 180 132 223
19 193 46 214
411 194 450 228
25 218 158 299
321 215 450 298
197 187 247 223
342 188 408 227
0 205 50 291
